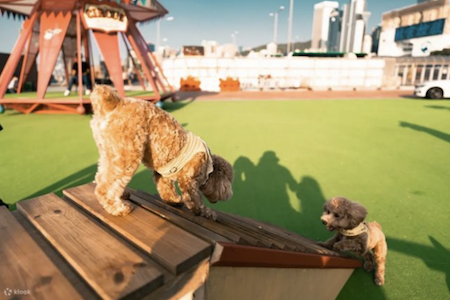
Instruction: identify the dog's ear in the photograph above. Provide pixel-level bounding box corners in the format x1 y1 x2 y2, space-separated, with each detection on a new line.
90 85 122 114
347 201 367 227
200 155 234 203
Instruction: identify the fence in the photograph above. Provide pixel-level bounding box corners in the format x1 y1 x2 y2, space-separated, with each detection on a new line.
161 57 386 91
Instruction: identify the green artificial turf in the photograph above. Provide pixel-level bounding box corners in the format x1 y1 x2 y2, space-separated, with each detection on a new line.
0 98 449 299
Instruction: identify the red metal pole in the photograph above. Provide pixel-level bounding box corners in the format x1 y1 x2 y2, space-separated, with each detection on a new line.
76 10 83 104
126 22 160 101
17 29 33 94
149 50 174 93
85 30 96 88
0 12 38 99
120 33 146 91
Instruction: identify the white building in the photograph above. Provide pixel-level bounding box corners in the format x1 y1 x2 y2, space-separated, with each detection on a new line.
378 0 450 57
311 1 339 52
201 40 220 57
340 0 370 53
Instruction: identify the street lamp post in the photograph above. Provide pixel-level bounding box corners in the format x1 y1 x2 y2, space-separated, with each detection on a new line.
231 31 239 47
287 0 294 53
156 16 174 52
270 6 285 44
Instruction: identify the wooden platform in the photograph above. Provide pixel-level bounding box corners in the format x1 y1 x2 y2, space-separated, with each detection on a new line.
0 92 176 114
0 183 361 300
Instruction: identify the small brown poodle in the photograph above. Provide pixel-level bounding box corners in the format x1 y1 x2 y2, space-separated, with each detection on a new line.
318 197 387 286
90 85 234 220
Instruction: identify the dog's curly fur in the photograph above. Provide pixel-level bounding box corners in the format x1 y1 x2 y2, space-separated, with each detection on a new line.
90 85 234 220
318 197 387 286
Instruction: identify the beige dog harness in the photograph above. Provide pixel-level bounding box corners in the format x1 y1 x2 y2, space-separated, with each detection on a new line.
156 132 214 180
340 222 368 237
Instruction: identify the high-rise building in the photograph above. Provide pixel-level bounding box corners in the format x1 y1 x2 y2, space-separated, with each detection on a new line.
311 1 339 52
327 8 343 52
339 0 370 53
371 26 382 54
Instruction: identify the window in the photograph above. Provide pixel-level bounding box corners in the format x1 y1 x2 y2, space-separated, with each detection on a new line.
433 65 441 80
442 65 448 80
424 64 432 81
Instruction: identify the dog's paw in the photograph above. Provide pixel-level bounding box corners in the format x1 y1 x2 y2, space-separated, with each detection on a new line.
374 275 385 286
363 260 374 272
332 243 344 252
317 242 329 249
162 197 184 207
104 200 133 216
122 191 131 200
201 207 217 221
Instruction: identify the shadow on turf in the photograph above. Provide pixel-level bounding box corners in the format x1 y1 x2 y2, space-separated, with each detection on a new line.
399 121 450 144
162 97 195 113
218 151 325 234
387 236 450 293
425 105 450 111
220 150 389 299
9 164 99 211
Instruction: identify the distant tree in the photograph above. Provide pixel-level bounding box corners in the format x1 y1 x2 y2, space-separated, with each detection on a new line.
431 48 450 56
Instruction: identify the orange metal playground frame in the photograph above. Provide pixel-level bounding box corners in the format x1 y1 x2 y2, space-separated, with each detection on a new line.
0 0 175 114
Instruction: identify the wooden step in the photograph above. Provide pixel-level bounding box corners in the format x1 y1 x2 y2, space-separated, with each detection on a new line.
18 194 164 300
0 207 84 300
63 183 212 274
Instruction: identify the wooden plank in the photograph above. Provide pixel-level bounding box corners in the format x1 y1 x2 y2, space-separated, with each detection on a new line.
211 242 362 269
11 211 100 300
217 211 307 251
132 190 257 246
215 211 292 250
18 193 164 300
221 211 343 257
0 207 84 300
143 259 209 300
63 183 212 275
128 194 232 244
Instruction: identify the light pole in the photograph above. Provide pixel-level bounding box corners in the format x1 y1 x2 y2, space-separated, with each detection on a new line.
287 0 294 53
231 31 239 47
269 6 285 44
156 16 174 52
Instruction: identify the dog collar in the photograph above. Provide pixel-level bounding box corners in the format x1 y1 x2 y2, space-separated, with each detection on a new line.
156 132 213 180
340 222 368 237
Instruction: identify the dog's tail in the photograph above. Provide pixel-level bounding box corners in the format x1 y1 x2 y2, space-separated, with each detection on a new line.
90 85 122 115
200 154 234 203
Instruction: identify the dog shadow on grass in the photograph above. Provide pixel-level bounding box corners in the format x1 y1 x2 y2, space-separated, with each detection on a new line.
214 150 388 299
218 150 327 238
399 121 450 144
387 236 450 293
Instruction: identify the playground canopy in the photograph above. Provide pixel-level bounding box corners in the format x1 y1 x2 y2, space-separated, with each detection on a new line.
0 0 173 114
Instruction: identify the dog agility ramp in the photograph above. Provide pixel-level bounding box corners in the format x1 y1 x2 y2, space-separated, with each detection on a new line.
0 182 361 300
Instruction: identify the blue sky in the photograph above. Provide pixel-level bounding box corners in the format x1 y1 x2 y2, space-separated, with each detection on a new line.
0 0 414 53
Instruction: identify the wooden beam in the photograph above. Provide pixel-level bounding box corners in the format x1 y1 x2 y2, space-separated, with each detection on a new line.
211 242 362 269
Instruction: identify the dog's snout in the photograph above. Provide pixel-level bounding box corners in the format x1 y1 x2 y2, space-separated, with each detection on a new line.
322 220 328 225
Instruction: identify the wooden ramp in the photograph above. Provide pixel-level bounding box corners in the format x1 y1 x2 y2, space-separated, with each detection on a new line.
0 183 361 300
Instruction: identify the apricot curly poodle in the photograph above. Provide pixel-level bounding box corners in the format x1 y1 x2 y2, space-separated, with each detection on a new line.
319 197 387 285
90 85 234 220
